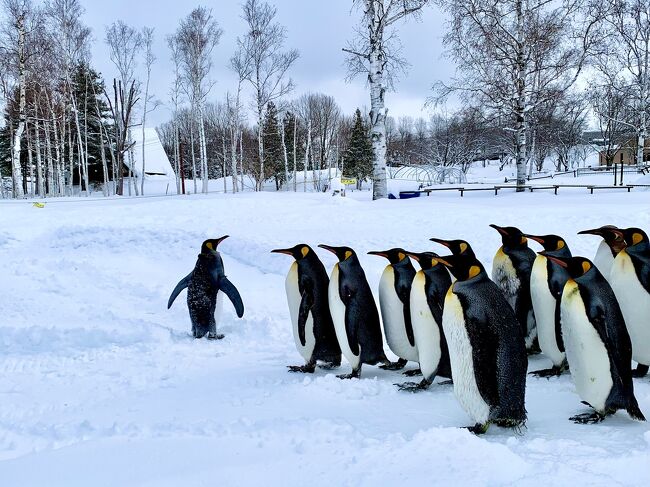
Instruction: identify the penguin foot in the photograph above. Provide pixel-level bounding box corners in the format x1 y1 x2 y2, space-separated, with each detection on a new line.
287 364 316 373
402 368 422 377
465 423 489 435
529 365 565 378
207 333 225 340
569 412 605 424
438 379 453 386
337 371 360 380
379 358 408 371
318 362 341 370
632 364 649 378
395 379 431 392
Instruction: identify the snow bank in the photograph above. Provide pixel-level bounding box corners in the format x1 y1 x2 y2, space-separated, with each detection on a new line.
1 188 649 485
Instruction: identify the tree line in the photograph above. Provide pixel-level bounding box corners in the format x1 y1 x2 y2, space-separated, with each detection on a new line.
1 0 648 199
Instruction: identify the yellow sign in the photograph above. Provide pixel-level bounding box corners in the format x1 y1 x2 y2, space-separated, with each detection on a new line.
32 202 46 208
341 178 357 185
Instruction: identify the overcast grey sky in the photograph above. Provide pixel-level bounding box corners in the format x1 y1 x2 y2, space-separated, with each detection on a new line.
83 1 452 126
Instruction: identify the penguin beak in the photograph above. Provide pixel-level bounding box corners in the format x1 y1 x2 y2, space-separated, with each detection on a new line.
523 234 545 245
540 252 568 268
215 235 230 247
367 250 389 258
318 244 337 255
577 228 603 237
404 251 420 262
489 224 509 237
271 247 293 256
429 237 452 249
432 255 453 268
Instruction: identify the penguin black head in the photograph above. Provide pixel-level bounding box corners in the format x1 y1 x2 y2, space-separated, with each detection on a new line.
271 244 313 261
541 254 595 281
490 224 528 248
523 233 568 253
429 237 476 258
201 236 229 254
405 251 442 271
432 253 485 281
578 225 626 254
613 227 649 248
367 248 409 265
318 244 356 262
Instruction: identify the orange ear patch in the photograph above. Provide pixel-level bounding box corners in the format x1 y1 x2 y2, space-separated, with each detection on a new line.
398 252 406 261
581 261 591 274
344 250 353 260
301 246 309 257
206 242 214 250
632 233 643 245
468 265 481 279
557 240 565 250
459 242 468 253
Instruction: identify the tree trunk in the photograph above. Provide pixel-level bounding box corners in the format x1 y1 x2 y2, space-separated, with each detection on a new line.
222 132 227 193
34 117 45 197
190 121 198 194
304 119 312 192
292 114 297 192
514 0 527 191
44 120 55 196
11 17 27 198
280 114 290 191
367 7 388 200
27 135 34 197
239 130 245 191
198 109 209 193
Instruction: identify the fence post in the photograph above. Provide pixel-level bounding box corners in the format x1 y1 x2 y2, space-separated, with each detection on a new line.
614 164 617 186
620 161 624 186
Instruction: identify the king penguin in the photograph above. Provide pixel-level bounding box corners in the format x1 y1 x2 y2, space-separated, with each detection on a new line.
545 254 645 424
396 251 453 392
525 233 572 376
489 224 538 352
368 248 418 371
578 225 626 282
318 244 394 379
168 236 244 339
271 244 342 373
609 227 650 378
434 249 527 434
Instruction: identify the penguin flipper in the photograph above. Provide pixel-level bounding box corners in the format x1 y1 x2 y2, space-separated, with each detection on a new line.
554 297 565 353
297 292 313 347
344 302 361 356
168 272 193 309
218 278 245 318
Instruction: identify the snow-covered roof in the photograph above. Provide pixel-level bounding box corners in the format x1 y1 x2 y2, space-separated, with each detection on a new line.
127 128 175 180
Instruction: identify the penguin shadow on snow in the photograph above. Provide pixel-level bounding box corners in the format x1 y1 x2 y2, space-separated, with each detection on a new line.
168 236 245 340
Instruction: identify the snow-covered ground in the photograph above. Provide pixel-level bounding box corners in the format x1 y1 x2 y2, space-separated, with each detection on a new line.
1 178 649 486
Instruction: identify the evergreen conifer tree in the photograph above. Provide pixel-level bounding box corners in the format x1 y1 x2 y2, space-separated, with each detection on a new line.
343 108 373 189
262 101 284 190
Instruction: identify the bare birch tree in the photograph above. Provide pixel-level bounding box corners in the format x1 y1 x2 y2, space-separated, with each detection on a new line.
237 0 299 191
140 26 159 195
344 0 429 200
601 0 650 164
175 6 222 194
105 20 142 195
433 0 599 190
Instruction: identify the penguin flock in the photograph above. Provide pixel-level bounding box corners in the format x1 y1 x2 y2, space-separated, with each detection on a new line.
169 226 650 435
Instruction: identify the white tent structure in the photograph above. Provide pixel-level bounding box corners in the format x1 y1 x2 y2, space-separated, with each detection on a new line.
126 128 176 194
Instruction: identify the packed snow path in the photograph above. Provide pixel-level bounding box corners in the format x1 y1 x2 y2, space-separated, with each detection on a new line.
1 190 649 486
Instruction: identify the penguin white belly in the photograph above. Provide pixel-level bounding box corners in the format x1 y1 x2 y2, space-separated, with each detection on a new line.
561 280 613 413
530 256 565 367
593 241 614 282
443 289 490 425
410 272 442 380
285 262 316 361
328 264 360 369
491 248 519 310
610 253 650 364
379 266 418 362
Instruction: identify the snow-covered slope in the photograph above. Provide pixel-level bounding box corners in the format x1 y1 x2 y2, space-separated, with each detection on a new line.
0 189 649 486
